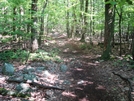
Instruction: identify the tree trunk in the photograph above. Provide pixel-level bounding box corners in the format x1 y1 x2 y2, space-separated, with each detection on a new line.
101 0 115 60
80 0 89 42
132 28 134 60
115 6 123 56
66 0 71 38
111 5 116 48
13 7 17 41
38 0 48 46
31 0 38 52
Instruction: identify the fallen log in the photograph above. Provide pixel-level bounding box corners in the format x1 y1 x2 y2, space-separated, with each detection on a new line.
6 79 65 91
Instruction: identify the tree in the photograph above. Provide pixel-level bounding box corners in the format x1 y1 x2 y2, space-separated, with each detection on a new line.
38 0 48 46
80 0 89 42
31 0 38 52
101 0 115 60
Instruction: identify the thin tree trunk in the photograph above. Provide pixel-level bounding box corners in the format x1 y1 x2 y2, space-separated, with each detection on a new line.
111 5 116 48
38 0 48 46
13 7 17 41
115 6 123 56
66 0 70 38
132 28 134 60
31 0 38 52
80 0 89 42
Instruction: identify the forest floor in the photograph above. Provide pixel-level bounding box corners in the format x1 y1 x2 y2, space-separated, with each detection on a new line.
0 33 134 101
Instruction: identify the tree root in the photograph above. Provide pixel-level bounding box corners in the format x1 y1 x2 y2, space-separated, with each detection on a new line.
112 72 133 101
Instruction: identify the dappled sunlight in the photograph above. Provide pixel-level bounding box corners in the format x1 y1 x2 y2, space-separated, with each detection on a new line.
76 87 83 90
49 40 56 44
75 68 83 71
63 48 70 52
87 62 98 66
79 97 90 101
77 80 94 86
62 91 77 98
95 85 106 90
0 76 6 85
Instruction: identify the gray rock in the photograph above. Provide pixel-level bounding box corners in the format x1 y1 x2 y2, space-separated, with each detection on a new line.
43 70 51 77
124 87 129 91
62 80 71 85
8 76 23 81
36 67 46 73
23 74 36 81
60 64 68 72
2 63 14 75
7 91 16 96
23 66 35 73
15 83 30 93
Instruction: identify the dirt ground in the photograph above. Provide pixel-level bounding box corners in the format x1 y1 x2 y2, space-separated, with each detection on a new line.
0 33 134 101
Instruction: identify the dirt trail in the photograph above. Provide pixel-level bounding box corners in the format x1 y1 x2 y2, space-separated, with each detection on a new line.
0 34 129 101
47 34 122 101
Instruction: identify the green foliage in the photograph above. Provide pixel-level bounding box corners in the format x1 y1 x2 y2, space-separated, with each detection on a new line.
29 49 61 62
1 37 12 43
113 60 122 67
0 88 30 98
0 49 28 62
79 43 92 50
49 48 60 57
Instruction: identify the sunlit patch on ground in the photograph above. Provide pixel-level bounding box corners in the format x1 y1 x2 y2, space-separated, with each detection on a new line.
79 97 90 101
95 85 106 90
62 91 77 98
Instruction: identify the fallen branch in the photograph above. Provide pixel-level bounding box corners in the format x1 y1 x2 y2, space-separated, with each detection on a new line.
112 72 133 101
6 79 65 91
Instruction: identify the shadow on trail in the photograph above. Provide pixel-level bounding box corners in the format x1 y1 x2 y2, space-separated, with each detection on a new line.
61 63 117 101
44 34 120 101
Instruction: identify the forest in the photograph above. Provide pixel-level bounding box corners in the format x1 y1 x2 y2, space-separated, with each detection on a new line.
0 0 134 101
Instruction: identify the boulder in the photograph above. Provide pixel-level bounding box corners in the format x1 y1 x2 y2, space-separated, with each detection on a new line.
15 83 30 93
2 63 14 75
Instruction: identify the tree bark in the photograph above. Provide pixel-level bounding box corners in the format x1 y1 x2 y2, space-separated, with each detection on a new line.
115 6 123 56
66 0 70 38
38 0 48 46
101 0 115 60
80 0 89 42
31 0 38 52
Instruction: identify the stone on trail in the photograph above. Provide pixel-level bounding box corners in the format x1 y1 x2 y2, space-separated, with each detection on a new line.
60 64 68 72
36 66 46 73
23 74 37 81
15 83 30 93
2 63 14 75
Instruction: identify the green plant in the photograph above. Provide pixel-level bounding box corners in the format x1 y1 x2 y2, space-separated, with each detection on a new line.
0 49 29 62
79 43 92 50
29 49 60 61
49 48 60 57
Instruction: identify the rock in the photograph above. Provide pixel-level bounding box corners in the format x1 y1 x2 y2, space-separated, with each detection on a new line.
62 80 71 85
2 63 14 75
8 76 23 81
60 64 68 72
15 83 30 93
36 67 46 73
43 70 51 77
77 80 84 84
36 66 46 70
23 74 36 81
23 66 35 73
7 91 16 96
124 87 129 91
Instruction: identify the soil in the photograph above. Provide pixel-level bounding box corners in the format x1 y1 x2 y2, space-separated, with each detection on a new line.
0 33 134 101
